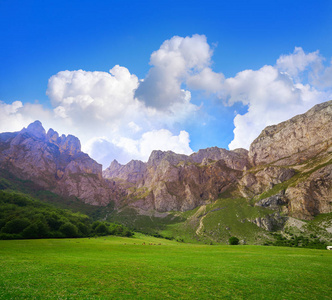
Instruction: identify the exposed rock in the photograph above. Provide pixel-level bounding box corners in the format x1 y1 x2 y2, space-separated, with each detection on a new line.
255 190 288 210
285 164 332 219
104 148 243 212
249 100 332 166
147 150 190 168
0 121 117 206
103 159 147 184
191 147 251 171
283 217 307 232
249 213 287 231
239 167 296 198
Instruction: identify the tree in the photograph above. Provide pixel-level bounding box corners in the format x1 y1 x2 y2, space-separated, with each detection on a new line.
1 218 30 234
59 222 78 237
94 223 109 235
229 236 239 245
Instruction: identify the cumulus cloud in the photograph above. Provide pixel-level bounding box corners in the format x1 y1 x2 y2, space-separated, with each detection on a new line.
135 34 212 109
2 37 332 168
114 129 192 163
313 59 332 88
187 67 224 94
0 100 54 133
47 65 141 132
83 129 192 166
227 47 331 150
276 47 323 78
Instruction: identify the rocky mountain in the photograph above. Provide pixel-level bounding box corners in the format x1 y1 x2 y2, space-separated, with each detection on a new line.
103 147 249 212
104 100 332 221
0 121 120 205
249 100 332 166
0 100 331 244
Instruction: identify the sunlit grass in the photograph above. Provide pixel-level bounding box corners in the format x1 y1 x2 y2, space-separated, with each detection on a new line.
0 234 331 299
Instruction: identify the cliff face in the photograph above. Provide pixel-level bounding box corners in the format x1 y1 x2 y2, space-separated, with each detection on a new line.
249 100 332 166
103 100 332 219
246 100 332 219
0 121 117 205
103 148 249 212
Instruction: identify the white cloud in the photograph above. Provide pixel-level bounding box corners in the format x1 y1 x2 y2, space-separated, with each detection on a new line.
114 129 193 164
44 58 199 167
313 59 332 88
47 65 140 129
82 137 134 166
227 48 331 150
2 38 332 169
187 67 224 94
83 129 193 167
135 34 212 109
276 47 323 78
0 100 54 134
139 129 192 159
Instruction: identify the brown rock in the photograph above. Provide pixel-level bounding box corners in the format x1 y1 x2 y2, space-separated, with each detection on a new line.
249 100 332 166
0 121 116 206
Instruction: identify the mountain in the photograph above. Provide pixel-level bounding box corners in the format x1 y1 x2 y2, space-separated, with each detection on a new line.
103 147 250 212
103 100 332 221
0 100 331 244
0 121 121 205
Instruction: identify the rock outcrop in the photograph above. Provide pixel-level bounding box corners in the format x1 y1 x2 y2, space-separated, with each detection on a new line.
285 164 332 219
0 121 117 205
103 100 332 219
249 100 332 166
103 148 246 212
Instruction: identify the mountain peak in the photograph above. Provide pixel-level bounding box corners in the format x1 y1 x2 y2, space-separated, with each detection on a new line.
26 120 46 139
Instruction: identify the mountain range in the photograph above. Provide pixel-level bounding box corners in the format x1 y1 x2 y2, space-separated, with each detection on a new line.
0 100 331 244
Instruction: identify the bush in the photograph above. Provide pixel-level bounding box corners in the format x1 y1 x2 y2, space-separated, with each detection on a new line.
229 236 239 245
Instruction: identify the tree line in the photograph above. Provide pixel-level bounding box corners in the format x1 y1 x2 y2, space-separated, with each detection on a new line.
0 190 133 239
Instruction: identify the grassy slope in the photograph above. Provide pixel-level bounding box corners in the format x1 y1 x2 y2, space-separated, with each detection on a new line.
0 169 114 220
161 198 275 244
0 236 331 299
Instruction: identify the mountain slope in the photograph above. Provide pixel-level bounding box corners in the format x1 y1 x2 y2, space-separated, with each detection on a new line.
0 121 121 205
0 100 331 245
103 100 332 220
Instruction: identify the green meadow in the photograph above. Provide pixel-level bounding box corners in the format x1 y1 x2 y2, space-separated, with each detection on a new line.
0 234 331 299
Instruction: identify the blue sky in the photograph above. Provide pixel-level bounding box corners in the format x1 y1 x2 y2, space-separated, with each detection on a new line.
1 0 332 167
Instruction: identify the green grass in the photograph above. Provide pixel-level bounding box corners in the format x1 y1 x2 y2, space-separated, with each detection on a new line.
108 207 183 235
0 236 331 299
0 169 114 220
162 198 276 245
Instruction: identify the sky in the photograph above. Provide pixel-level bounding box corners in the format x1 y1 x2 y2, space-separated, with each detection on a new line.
1 0 332 168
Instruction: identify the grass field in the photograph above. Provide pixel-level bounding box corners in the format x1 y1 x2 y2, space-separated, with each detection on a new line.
0 234 331 299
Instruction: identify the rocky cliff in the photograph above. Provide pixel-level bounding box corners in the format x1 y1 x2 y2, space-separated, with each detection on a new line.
103 100 332 220
0 121 118 205
103 147 250 212
249 100 332 166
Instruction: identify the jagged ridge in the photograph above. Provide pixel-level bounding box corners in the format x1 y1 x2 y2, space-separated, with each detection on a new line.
103 100 332 220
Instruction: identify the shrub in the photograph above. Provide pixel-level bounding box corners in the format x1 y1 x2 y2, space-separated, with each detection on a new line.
229 236 239 245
